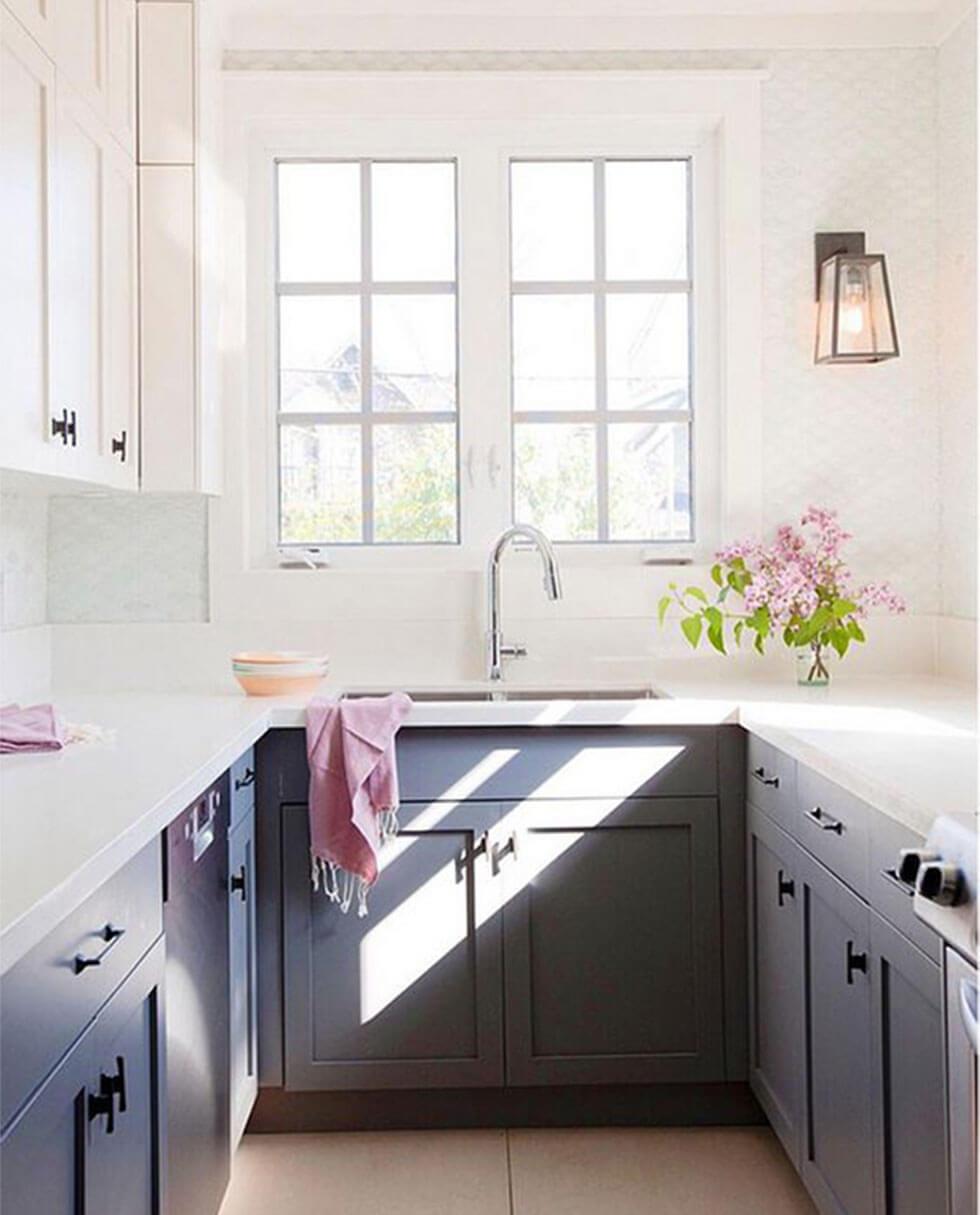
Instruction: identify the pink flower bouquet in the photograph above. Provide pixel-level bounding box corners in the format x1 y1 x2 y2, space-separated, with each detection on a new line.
659 507 906 683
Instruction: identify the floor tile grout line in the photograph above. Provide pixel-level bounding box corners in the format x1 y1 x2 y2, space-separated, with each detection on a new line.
505 1128 516 1215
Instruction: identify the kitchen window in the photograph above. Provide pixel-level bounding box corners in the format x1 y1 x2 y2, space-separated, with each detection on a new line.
275 159 459 545
510 158 693 542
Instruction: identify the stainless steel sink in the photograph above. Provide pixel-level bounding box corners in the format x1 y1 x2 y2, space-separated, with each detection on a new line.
346 686 658 703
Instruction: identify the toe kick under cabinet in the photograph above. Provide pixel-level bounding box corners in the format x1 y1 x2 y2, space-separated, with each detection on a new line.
746 740 948 1215
259 726 748 1101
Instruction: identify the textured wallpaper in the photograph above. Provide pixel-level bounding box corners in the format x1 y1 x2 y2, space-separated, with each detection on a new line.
47 495 210 623
0 494 49 630
938 13 978 620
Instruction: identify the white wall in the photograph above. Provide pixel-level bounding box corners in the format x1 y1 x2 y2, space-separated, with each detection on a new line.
0 493 48 631
938 9 978 621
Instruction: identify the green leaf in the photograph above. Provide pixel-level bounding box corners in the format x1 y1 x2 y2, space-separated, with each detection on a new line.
832 599 858 619
657 595 672 627
710 563 724 588
753 631 766 655
847 619 866 643
707 620 726 655
734 620 745 646
681 615 704 649
685 585 709 604
830 626 850 658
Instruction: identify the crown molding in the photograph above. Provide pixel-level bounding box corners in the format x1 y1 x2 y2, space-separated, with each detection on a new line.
224 12 952 55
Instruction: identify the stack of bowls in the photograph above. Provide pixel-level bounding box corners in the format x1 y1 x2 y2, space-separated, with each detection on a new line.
231 651 329 697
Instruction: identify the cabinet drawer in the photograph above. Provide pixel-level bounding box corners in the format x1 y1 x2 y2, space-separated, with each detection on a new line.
397 727 718 801
230 747 256 829
0 838 163 1129
795 767 870 899
867 811 940 961
745 735 796 827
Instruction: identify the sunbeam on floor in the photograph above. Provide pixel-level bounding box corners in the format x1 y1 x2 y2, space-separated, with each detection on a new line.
218 1126 817 1215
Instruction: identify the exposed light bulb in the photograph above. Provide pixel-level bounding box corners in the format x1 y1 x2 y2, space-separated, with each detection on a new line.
840 266 869 336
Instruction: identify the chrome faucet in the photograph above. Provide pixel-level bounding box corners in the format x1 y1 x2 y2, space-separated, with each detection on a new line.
487 524 562 682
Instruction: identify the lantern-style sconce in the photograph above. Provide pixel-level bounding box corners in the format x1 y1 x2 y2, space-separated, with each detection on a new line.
814 232 899 364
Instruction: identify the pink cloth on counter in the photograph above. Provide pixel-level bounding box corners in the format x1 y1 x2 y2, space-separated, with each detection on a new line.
306 693 412 916
0 703 68 753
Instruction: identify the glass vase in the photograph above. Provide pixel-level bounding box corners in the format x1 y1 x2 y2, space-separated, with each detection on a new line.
796 643 831 687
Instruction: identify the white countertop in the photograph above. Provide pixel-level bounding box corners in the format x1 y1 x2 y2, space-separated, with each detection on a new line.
1 672 975 974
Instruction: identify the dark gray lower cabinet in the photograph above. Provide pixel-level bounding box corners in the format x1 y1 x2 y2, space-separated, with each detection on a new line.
747 806 803 1165
0 937 165 1215
800 845 876 1215
869 912 948 1215
282 799 504 1090
502 797 725 1085
229 806 259 1145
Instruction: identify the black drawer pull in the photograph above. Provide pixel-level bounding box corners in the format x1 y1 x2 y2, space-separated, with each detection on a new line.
777 870 795 906
106 1055 126 1114
846 940 868 985
491 833 519 877
880 867 915 897
805 805 843 835
230 865 248 901
88 1076 115 1134
74 924 125 974
455 832 488 882
111 430 127 462
751 767 779 788
234 767 255 791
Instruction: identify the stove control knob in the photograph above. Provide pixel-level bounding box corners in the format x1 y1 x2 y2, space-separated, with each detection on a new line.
916 862 963 906
897 849 940 885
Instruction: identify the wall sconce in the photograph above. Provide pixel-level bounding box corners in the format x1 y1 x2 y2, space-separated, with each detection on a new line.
814 232 899 364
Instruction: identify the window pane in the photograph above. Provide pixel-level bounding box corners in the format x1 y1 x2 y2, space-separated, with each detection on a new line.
515 423 597 540
511 161 594 282
374 423 457 542
513 295 595 410
608 422 691 541
372 295 456 411
279 423 362 543
606 294 689 411
277 162 360 283
605 161 688 281
371 162 456 282
279 296 361 412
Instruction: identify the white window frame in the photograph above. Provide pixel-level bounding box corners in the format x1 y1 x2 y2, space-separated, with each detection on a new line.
230 71 763 578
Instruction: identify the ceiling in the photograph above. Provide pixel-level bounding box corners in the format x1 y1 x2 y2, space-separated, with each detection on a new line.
224 0 945 13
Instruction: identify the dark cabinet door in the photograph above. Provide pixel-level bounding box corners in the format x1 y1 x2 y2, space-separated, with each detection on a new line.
229 806 258 1146
869 912 948 1215
282 799 504 1090
86 938 166 1215
747 806 804 1167
502 797 725 1086
800 849 876 1215
0 937 165 1215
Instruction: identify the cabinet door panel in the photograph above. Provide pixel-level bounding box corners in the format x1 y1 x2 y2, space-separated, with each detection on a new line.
107 0 135 152
282 800 504 1090
5 0 56 54
51 85 103 474
86 938 165 1215
503 797 725 1085
801 851 875 1215
229 807 258 1146
55 0 105 113
102 134 137 486
870 912 947 1215
747 807 803 1166
0 11 55 474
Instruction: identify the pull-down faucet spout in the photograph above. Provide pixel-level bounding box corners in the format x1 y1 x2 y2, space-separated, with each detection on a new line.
486 525 562 682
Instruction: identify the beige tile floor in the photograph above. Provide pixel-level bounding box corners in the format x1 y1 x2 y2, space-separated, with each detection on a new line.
220 1126 817 1214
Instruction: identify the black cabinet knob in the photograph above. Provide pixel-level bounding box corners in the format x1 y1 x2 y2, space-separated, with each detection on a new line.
230 866 247 901
234 767 255 791
846 940 868 985
111 430 127 462
777 870 795 907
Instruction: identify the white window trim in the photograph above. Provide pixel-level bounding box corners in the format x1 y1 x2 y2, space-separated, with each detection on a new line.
222 70 764 583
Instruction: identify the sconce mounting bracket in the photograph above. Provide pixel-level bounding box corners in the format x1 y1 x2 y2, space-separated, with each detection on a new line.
814 231 866 296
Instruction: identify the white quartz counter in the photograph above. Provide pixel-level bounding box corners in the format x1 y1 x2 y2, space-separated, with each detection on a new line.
1 673 975 974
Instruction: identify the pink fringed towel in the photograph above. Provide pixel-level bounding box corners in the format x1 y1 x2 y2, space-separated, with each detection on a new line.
0 703 67 753
306 693 412 917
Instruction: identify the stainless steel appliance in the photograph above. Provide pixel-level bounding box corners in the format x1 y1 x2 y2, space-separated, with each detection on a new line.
908 814 977 1215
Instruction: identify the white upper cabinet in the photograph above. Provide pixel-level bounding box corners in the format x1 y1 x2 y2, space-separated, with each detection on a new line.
0 9 56 475
107 0 136 154
102 136 138 488
55 0 105 118
4 0 54 56
137 1 192 163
